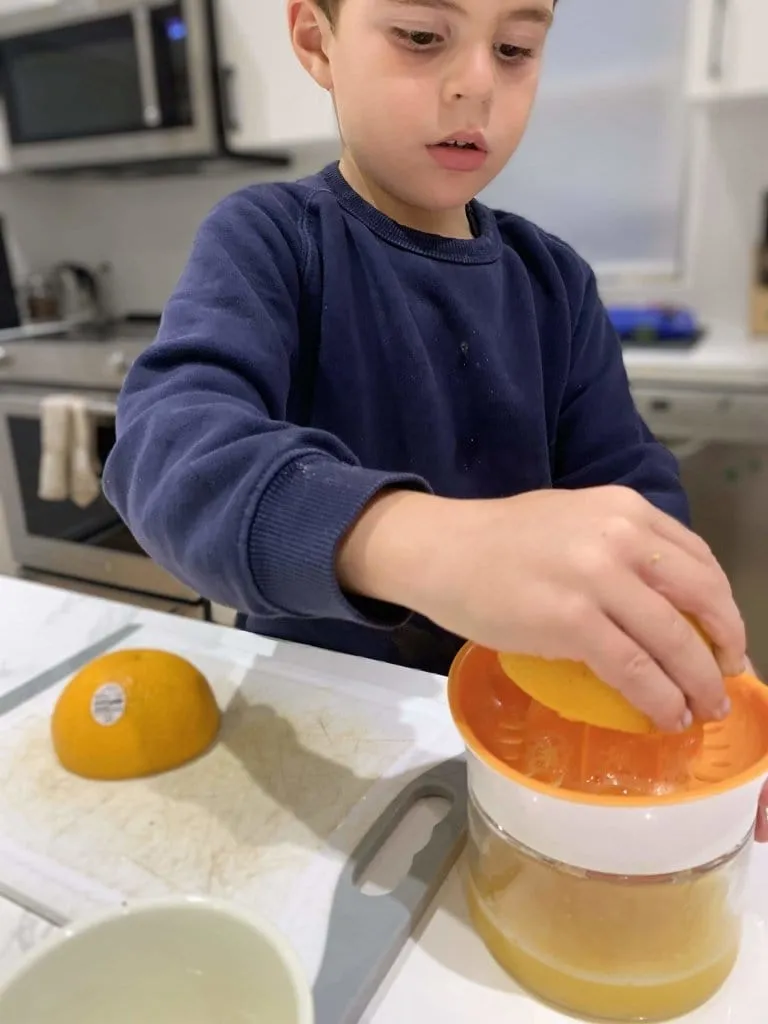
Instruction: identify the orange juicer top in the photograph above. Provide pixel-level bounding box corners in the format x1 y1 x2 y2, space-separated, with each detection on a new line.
449 643 768 875
450 643 768 803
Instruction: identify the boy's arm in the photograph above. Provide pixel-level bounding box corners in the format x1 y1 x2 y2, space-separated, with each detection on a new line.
102 191 429 620
551 269 690 523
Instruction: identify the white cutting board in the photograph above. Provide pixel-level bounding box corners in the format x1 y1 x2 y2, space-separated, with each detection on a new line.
0 621 462 979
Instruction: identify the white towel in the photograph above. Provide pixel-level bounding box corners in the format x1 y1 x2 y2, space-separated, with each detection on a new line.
37 395 72 503
37 394 107 508
69 395 103 509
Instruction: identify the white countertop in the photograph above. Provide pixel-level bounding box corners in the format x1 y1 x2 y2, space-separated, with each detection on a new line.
624 322 768 389
0 576 767 1023
2 320 767 394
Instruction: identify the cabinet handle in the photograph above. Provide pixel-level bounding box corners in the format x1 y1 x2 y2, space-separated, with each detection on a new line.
708 0 729 81
219 65 240 134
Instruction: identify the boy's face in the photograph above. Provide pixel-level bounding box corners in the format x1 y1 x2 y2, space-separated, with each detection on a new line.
292 0 554 217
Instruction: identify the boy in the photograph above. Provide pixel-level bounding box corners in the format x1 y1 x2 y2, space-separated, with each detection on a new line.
104 0 746 737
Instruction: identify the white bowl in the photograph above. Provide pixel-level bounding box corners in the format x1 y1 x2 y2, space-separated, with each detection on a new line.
0 896 314 1024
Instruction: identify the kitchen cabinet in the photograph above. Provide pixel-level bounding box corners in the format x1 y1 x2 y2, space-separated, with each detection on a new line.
688 0 768 101
213 0 338 155
0 1 55 11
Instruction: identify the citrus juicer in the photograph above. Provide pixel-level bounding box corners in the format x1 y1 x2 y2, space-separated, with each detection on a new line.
448 643 768 1021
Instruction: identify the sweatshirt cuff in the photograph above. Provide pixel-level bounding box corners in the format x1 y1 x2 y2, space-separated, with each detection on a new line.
247 453 431 625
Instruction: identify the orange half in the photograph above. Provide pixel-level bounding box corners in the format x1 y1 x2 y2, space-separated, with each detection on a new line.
498 651 654 734
497 615 714 735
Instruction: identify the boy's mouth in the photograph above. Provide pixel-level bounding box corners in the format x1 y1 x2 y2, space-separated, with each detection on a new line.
433 132 488 153
428 132 489 172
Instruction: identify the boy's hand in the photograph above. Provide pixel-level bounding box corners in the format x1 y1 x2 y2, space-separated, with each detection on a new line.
338 486 746 733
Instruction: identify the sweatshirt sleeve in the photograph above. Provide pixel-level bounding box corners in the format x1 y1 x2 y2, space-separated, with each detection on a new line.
102 190 429 620
552 268 690 525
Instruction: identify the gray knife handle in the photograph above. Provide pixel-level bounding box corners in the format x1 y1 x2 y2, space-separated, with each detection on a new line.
313 757 467 1024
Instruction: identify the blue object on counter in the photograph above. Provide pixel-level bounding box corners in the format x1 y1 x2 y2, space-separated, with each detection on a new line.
607 306 704 348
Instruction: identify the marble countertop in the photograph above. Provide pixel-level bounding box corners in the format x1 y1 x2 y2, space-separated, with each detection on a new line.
1 575 767 1023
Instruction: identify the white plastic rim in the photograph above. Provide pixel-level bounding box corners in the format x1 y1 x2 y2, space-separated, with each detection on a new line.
467 748 765 875
0 895 314 1024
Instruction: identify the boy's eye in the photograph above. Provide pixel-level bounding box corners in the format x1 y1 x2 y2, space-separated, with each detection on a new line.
496 43 536 63
392 27 442 48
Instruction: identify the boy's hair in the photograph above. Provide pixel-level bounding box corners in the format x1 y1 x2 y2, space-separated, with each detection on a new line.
317 0 557 26
316 0 338 23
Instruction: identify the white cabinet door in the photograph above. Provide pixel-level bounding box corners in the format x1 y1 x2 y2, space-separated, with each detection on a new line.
726 0 768 96
688 0 768 100
213 0 337 153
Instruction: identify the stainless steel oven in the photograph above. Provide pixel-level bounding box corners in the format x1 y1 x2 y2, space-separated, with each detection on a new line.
0 0 220 171
0 336 197 601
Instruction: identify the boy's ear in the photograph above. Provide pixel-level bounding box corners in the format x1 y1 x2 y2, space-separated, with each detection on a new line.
288 0 334 92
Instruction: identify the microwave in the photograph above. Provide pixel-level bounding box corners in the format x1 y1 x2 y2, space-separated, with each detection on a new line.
0 0 224 171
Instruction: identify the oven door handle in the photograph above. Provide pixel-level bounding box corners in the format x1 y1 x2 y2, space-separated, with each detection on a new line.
85 398 117 419
133 5 161 128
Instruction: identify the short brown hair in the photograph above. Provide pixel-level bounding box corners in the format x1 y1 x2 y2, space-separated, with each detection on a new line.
316 0 558 26
315 0 339 23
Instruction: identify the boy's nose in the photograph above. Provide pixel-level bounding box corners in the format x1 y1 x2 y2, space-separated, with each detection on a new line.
444 46 495 106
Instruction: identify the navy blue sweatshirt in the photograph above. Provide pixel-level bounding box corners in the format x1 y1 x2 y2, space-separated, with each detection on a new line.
103 163 688 674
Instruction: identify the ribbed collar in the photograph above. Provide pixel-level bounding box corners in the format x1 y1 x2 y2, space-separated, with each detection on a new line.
320 162 502 266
